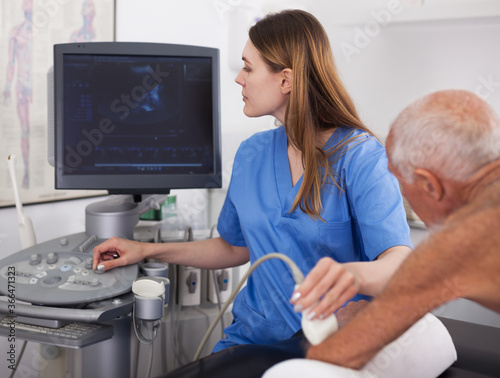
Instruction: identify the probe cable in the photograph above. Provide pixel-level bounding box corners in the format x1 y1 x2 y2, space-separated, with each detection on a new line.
193 252 304 361
208 224 226 338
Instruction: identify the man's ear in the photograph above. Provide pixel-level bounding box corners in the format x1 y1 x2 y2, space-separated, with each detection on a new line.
413 168 444 201
280 68 292 95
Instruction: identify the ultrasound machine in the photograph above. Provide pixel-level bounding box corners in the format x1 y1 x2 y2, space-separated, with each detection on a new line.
0 42 222 378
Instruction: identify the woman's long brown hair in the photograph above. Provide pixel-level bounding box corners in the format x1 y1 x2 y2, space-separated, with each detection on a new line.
249 9 374 220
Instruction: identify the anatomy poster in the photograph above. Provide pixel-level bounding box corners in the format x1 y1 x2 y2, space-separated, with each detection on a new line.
0 0 114 207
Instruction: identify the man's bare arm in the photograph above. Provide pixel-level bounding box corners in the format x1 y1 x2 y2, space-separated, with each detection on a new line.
306 219 475 368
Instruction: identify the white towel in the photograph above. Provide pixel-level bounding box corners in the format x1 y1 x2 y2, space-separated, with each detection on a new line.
263 313 457 378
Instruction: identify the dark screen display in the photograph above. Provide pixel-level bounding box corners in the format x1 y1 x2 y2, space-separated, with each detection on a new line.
62 54 214 176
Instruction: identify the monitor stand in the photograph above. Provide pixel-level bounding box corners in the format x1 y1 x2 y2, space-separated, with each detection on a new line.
85 194 166 240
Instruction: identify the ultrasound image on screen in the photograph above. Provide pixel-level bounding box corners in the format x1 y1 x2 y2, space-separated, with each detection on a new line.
62 54 214 175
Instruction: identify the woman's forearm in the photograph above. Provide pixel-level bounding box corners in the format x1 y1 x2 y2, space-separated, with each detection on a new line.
94 236 250 272
344 245 412 297
146 236 250 270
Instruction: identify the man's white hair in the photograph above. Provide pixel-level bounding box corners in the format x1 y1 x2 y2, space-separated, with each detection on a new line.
388 90 500 183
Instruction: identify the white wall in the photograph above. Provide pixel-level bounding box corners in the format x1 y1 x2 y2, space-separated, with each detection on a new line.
321 15 500 139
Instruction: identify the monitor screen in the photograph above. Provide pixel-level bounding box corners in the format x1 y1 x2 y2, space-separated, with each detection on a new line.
51 42 222 195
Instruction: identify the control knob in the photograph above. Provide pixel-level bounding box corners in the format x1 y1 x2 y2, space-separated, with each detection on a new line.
85 258 93 270
30 254 41 265
46 252 59 264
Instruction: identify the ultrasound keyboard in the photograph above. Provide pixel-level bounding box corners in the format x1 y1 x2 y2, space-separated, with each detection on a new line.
0 315 113 348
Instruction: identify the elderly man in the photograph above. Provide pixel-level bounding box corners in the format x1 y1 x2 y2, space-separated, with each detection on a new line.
306 89 500 367
264 89 500 376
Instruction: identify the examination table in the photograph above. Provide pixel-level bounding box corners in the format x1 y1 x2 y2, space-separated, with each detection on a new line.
163 317 500 378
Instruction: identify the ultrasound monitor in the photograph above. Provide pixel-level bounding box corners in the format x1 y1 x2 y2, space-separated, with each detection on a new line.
50 42 222 196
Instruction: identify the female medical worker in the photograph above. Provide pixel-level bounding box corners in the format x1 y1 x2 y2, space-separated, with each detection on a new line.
93 9 412 352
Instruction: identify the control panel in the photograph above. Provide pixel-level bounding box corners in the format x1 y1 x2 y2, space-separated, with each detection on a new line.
0 232 138 306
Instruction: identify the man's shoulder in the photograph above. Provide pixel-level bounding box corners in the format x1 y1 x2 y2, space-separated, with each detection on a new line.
438 193 500 245
452 182 500 222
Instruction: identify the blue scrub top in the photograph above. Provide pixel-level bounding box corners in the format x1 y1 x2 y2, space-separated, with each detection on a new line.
214 125 412 351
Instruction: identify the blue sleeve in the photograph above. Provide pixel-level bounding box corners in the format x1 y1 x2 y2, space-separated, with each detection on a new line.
216 143 247 247
217 190 247 247
344 139 413 261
